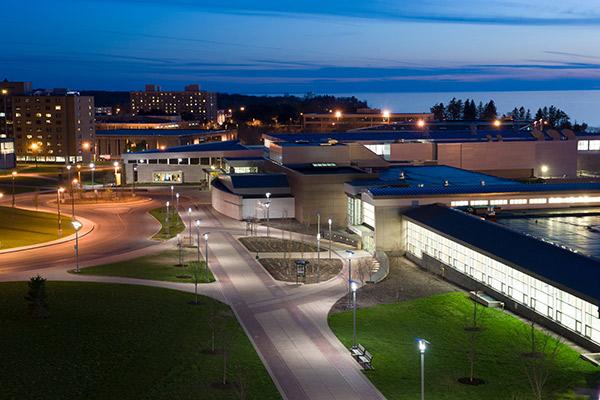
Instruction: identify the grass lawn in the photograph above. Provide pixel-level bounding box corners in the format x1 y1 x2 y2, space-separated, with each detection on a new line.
0 281 280 400
0 206 74 249
77 249 215 283
329 292 599 400
239 236 323 253
150 207 186 240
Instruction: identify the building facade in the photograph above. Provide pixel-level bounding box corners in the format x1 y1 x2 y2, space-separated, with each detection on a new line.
12 91 95 163
130 84 217 122
302 111 433 132
0 80 32 139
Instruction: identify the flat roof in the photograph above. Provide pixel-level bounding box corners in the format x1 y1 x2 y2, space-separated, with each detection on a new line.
133 140 248 154
229 173 290 189
286 164 367 175
267 130 539 144
97 129 226 137
403 204 600 305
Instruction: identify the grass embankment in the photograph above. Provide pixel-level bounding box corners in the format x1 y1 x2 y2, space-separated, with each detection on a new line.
329 292 598 400
0 282 280 400
150 207 186 240
78 249 215 283
0 206 74 249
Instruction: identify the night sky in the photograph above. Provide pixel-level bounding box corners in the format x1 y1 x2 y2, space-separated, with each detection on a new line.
4 0 600 93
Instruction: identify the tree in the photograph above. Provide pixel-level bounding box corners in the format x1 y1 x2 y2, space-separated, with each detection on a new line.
476 101 485 119
447 98 463 120
463 299 486 384
463 99 477 120
189 261 202 305
430 103 445 121
481 100 497 120
25 275 49 318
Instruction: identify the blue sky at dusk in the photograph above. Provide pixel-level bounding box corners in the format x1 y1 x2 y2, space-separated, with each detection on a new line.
4 0 600 93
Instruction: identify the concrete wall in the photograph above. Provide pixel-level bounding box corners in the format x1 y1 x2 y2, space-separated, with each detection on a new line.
211 185 295 220
410 253 600 352
373 206 405 252
389 142 435 162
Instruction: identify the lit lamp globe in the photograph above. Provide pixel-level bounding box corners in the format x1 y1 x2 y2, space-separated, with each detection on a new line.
71 220 83 231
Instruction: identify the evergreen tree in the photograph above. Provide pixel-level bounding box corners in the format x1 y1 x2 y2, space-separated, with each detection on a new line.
463 99 477 120
430 103 446 121
481 100 497 120
476 102 484 119
447 97 463 120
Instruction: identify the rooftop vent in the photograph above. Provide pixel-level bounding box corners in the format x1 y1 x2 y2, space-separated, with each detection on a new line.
399 171 405 180
443 180 449 187
481 180 486 186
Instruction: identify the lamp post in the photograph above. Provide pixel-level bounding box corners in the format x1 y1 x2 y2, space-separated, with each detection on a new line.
346 249 354 307
195 219 201 266
72 220 83 273
66 164 72 185
170 185 174 205
265 192 271 237
188 207 193 245
417 338 430 400
316 233 321 283
203 232 210 282
71 178 78 218
11 170 16 207
176 192 180 211
89 162 95 188
57 187 65 234
317 212 321 236
166 201 170 237
264 201 271 237
328 218 332 259
351 280 358 348
132 165 137 196
31 142 40 167
76 164 81 183
113 161 120 186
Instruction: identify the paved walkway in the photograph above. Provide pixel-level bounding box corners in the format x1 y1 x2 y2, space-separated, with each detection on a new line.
0 189 385 400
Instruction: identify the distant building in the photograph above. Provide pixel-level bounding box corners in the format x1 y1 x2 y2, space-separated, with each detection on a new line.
96 129 237 159
0 137 16 169
302 109 433 132
130 84 217 122
12 89 95 163
94 106 113 116
0 80 32 138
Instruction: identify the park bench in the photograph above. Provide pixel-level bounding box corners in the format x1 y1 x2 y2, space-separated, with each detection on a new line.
350 344 366 358
358 350 374 370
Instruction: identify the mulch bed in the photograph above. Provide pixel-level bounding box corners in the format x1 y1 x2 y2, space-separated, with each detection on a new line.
330 255 456 314
258 258 342 284
239 236 322 253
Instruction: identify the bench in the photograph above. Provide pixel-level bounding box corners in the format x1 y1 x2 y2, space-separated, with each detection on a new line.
350 344 366 358
358 351 374 370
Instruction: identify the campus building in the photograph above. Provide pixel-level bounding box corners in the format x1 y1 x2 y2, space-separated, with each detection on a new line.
96 129 236 159
0 137 16 169
0 80 32 139
122 141 263 185
11 90 95 163
403 204 600 351
130 84 217 122
301 110 433 132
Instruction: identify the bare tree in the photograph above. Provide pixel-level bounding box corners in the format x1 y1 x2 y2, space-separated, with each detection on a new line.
521 322 563 400
463 299 487 384
232 362 249 399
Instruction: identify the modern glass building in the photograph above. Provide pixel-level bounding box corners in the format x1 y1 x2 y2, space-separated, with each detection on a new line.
403 204 600 349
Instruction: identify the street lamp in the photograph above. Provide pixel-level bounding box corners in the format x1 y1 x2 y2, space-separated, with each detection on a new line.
176 192 180 211
346 249 354 307
30 142 40 167
57 187 65 234
165 201 170 236
72 220 83 273
264 201 271 237
417 338 430 400
417 119 426 128
11 170 16 207
66 164 72 185
195 219 201 265
170 185 174 205
71 178 78 217
382 110 390 123
203 232 210 282
316 233 321 283
76 164 81 183
89 162 95 188
351 280 359 348
188 207 193 245
328 218 332 259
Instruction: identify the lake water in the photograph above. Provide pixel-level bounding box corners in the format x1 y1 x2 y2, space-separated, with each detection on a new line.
333 90 600 128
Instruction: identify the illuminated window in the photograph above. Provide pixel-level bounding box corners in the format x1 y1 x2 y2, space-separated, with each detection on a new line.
590 140 600 151
55 105 61 111
450 200 468 207
509 199 527 205
362 202 375 228
490 199 508 205
470 200 488 206
529 198 547 204
578 140 589 151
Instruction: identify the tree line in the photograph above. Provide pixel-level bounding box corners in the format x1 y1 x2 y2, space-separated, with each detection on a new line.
430 98 587 131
